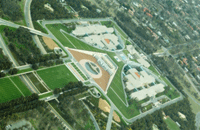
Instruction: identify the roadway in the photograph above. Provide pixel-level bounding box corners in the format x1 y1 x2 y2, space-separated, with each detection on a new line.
0 34 19 67
106 105 114 130
196 112 200 130
24 0 47 54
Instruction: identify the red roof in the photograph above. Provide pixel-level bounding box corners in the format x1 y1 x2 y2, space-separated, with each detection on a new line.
105 39 110 44
135 72 140 78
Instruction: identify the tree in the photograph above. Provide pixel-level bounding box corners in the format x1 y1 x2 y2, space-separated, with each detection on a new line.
32 64 39 70
0 72 5 78
8 68 18 75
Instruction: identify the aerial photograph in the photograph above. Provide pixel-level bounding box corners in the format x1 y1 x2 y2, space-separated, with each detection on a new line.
0 0 200 130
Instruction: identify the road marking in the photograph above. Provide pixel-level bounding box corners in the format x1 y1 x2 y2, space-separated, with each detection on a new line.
9 77 25 97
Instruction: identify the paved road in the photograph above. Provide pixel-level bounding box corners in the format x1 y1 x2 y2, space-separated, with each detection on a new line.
196 112 200 130
24 0 47 54
0 34 19 67
16 64 31 70
106 105 114 130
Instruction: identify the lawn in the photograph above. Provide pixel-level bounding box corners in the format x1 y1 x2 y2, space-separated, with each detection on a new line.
148 65 160 75
164 117 180 130
107 88 140 119
27 73 48 93
17 68 33 74
10 76 32 96
37 65 78 90
0 78 23 103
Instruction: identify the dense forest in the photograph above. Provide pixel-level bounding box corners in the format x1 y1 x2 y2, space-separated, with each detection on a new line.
0 48 12 71
4 27 62 69
66 0 109 18
0 0 23 21
0 94 45 129
31 0 73 21
130 99 195 130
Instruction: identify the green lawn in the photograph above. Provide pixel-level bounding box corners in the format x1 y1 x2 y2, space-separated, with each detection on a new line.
10 76 32 96
0 78 23 103
107 88 140 119
17 68 33 74
37 65 78 90
148 65 160 75
39 92 53 99
164 117 180 130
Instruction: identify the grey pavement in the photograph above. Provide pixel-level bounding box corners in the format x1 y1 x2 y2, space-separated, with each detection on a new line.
196 112 200 130
106 105 114 130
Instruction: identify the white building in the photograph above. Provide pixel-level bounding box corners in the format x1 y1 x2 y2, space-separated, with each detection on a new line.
130 84 165 101
44 3 54 12
124 68 155 91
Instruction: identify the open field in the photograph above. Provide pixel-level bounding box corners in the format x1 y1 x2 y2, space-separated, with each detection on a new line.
164 117 180 130
27 73 48 93
0 78 23 103
10 76 32 96
37 65 78 90
42 36 58 50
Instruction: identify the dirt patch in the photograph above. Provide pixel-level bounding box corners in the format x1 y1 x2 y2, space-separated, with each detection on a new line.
68 48 110 91
98 98 121 122
98 98 110 112
42 36 58 50
113 112 121 122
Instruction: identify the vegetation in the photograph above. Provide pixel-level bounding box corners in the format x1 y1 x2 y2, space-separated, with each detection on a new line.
10 76 32 97
0 0 23 21
0 48 12 71
33 21 48 34
164 117 180 130
37 65 78 90
27 72 48 93
0 94 45 129
71 63 87 80
66 0 109 18
0 78 24 103
31 0 73 21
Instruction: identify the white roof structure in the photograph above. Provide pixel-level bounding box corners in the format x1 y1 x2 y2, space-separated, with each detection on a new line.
137 58 150 68
84 34 120 50
125 68 155 91
72 25 114 36
130 84 165 101
127 45 140 56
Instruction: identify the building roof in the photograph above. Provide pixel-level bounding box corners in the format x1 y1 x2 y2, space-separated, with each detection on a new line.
105 39 110 44
135 72 140 78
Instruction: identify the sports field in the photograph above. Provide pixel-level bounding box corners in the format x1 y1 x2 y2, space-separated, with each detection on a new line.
37 65 78 90
10 76 32 96
164 117 180 130
0 78 23 103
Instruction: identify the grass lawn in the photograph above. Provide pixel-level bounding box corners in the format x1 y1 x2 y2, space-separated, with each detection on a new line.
148 65 160 75
27 73 48 93
39 92 53 99
164 117 180 130
0 78 23 103
10 76 32 96
37 65 78 90
107 88 140 119
33 21 48 34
